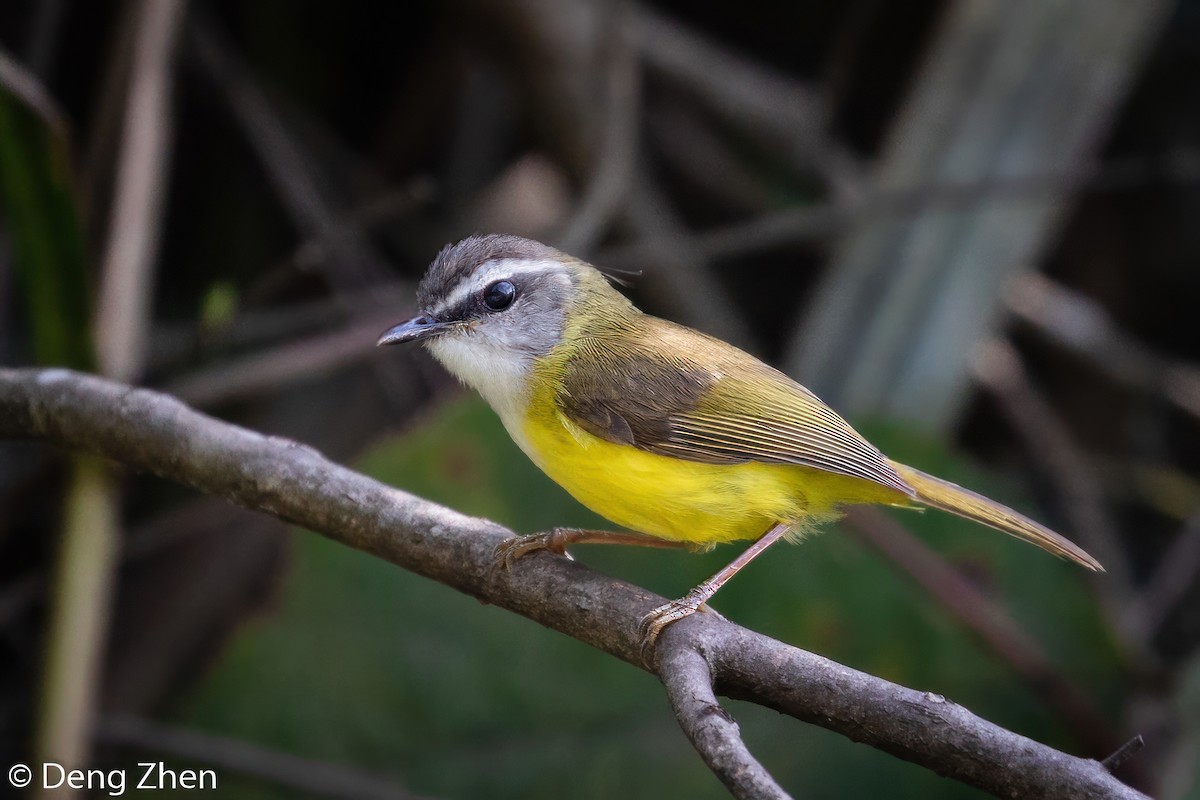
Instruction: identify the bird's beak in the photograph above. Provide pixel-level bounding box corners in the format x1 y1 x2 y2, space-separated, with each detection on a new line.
376 315 453 346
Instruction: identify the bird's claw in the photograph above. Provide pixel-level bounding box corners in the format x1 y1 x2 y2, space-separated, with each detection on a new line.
637 591 713 663
494 529 575 570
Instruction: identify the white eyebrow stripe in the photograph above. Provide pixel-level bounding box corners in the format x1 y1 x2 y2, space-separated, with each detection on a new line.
428 258 563 316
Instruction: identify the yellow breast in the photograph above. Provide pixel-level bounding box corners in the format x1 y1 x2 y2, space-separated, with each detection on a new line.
519 389 888 545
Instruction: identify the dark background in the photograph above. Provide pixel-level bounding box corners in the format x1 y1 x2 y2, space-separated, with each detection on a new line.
2 1 1199 797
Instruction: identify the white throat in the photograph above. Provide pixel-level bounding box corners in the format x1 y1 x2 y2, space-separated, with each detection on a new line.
426 334 533 431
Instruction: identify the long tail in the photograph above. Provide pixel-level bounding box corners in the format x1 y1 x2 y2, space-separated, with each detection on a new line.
889 461 1104 572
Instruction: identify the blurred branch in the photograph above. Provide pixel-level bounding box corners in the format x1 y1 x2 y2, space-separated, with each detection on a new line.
1117 460 1200 522
972 340 1142 652
647 102 777 213
289 182 435 273
622 179 757 348
0 494 267 629
144 180 427 374
600 152 1200 266
555 0 640 256
187 16 394 292
99 715 434 800
629 6 862 197
844 507 1122 757
0 48 68 139
594 146 1200 298
187 15 417 410
1006 273 1200 421
0 368 1148 800
79 0 140 227
164 310 416 408
148 281 414 373
1129 512 1200 640
94 0 185 382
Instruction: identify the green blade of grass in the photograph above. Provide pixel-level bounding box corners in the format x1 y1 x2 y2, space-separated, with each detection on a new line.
0 80 93 369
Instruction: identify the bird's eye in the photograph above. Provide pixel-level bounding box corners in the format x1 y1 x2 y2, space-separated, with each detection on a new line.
482 280 516 311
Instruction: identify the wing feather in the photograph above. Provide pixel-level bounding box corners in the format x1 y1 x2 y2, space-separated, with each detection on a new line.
557 316 915 496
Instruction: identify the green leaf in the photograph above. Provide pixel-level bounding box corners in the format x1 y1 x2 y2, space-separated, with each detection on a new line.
0 81 93 368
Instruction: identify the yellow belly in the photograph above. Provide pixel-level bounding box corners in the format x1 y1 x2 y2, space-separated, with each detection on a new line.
519 403 896 546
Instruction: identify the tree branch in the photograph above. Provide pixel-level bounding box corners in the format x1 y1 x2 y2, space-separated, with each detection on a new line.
657 632 791 800
0 368 1147 800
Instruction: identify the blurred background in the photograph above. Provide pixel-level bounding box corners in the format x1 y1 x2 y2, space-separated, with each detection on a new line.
1 0 1199 797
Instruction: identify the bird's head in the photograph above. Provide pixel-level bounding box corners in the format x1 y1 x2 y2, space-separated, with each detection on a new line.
378 234 632 411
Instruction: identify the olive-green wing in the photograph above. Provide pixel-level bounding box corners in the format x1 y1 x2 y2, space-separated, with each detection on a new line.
558 318 915 496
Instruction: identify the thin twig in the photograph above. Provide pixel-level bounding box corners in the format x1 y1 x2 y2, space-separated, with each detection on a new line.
1101 735 1145 774
657 634 791 800
0 368 1149 800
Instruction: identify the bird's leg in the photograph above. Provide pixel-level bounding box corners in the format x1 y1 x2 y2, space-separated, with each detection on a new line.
495 528 690 569
638 522 792 659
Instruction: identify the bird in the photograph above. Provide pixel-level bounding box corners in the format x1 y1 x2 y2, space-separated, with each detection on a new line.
377 233 1102 651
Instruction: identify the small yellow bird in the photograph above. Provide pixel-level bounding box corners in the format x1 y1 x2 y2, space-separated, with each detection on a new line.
378 234 1102 646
